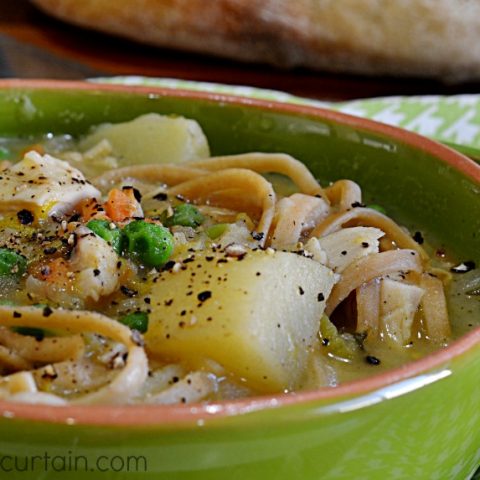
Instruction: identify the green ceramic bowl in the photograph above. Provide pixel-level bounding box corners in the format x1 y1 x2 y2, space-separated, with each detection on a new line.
0 80 478 480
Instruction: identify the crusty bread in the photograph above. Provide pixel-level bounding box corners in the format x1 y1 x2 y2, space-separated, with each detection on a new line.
31 0 480 80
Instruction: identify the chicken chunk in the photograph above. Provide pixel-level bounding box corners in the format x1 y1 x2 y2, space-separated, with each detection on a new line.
317 227 384 273
380 279 425 345
0 151 100 218
26 226 122 305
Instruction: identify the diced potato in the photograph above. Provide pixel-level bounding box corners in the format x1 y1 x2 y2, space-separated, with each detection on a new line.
145 250 335 393
380 279 425 345
318 227 384 273
80 113 210 166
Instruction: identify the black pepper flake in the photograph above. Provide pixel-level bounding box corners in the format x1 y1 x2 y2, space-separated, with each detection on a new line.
251 232 264 241
120 285 138 297
298 286 305 295
93 269 101 277
365 355 381 365
153 192 168 201
42 306 53 317
40 266 51 277
13 311 22 318
164 299 173 306
41 368 58 380
17 209 34 225
144 297 151 304
413 231 424 245
162 260 176 271
451 261 476 274
317 293 325 302
197 291 212 302
43 247 57 255
321 338 330 346
122 186 142 202
361 242 369 248
341 250 347 256
205 256 214 262
351 201 366 208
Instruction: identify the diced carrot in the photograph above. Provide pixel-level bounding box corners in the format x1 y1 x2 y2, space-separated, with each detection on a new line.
104 188 141 222
40 258 70 284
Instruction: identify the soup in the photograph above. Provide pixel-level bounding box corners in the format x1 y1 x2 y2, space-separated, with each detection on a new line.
0 113 477 405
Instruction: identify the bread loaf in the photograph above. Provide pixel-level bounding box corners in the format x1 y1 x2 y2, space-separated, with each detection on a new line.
32 0 480 80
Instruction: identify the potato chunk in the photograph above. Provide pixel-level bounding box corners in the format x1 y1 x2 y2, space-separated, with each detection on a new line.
145 250 335 393
380 279 425 345
80 113 210 166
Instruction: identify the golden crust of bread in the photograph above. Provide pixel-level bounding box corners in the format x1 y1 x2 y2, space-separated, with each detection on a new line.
32 0 480 80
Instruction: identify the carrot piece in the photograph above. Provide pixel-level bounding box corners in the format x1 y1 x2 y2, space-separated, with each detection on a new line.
104 188 140 222
41 258 70 284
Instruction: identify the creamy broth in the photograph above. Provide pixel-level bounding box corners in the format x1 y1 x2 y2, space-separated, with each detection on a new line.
0 115 477 405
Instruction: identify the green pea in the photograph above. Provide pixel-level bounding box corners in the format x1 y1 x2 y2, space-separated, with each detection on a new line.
161 204 204 228
0 248 27 276
205 223 228 239
87 219 123 254
368 204 387 215
122 220 174 268
119 311 149 333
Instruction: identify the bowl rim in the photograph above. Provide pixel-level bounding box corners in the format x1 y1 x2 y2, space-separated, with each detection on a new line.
0 78 478 427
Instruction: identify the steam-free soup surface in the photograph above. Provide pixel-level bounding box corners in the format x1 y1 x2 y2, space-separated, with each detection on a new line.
0 114 477 405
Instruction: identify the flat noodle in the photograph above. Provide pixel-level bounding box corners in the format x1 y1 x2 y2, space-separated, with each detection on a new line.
93 164 207 191
188 153 327 199
145 372 215 405
326 249 423 316
420 273 451 342
271 193 330 248
311 207 429 261
356 279 381 336
169 168 276 246
0 328 84 364
0 345 32 371
325 180 362 211
0 306 148 405
203 189 262 217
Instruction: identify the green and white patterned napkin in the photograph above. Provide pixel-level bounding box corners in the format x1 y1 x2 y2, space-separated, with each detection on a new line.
95 76 480 158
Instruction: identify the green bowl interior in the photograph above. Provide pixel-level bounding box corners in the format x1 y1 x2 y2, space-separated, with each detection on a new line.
0 85 479 480
0 86 478 263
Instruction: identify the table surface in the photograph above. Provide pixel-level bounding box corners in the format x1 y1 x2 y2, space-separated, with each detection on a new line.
1 1 480 101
